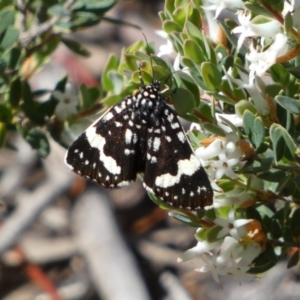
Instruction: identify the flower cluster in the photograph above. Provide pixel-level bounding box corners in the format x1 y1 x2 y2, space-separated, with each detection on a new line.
156 0 300 283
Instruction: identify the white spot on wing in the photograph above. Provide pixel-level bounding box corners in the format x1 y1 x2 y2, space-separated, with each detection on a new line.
153 137 161 152
85 127 121 175
155 155 201 188
167 113 174 122
64 152 74 170
150 156 157 163
165 136 172 142
177 131 186 143
102 112 114 121
118 181 130 187
114 106 123 113
125 129 133 144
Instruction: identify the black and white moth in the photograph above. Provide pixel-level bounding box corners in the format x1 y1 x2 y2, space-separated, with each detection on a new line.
65 73 213 210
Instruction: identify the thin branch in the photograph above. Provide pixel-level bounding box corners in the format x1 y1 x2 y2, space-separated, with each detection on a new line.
16 0 27 32
72 189 151 300
18 0 75 48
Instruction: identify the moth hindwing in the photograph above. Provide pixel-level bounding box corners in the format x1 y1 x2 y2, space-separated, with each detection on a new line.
65 77 213 210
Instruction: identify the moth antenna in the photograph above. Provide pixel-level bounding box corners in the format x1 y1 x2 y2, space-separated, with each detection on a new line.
142 32 155 83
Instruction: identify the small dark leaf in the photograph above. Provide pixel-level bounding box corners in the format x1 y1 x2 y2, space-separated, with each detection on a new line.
25 128 50 157
49 5 70 17
9 77 22 107
0 104 12 122
80 84 100 110
290 207 300 240
249 243 278 274
169 212 201 227
62 38 90 57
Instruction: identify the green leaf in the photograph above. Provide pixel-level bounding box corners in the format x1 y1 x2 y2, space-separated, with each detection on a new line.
0 104 12 122
206 226 222 242
175 71 200 106
183 39 204 64
200 62 222 91
1 47 25 71
244 3 274 18
0 123 6 147
187 2 201 27
61 38 90 57
258 169 285 182
49 5 70 17
252 117 265 150
172 88 195 115
275 95 300 115
0 8 14 34
270 219 283 239
9 77 22 107
291 207 300 240
55 76 68 92
165 0 175 13
102 94 123 106
162 20 182 33
72 0 116 12
25 128 50 158
172 7 186 27
202 122 226 136
169 212 201 227
80 84 100 110
235 100 257 118
124 54 140 72
270 124 296 162
0 26 19 50
21 82 46 125
102 54 118 91
249 243 278 274
284 11 293 33
243 110 255 139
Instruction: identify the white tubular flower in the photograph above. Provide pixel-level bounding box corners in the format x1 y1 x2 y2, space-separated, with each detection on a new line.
202 0 245 19
178 239 222 262
246 33 289 78
155 30 175 58
198 237 261 282
214 209 252 239
215 113 243 132
232 12 282 51
195 139 223 164
226 67 270 115
214 187 256 208
53 84 79 120
211 152 239 179
197 254 227 283
196 133 245 180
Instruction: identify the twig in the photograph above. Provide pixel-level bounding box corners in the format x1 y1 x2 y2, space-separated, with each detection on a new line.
0 139 73 255
18 0 74 48
72 189 151 300
16 0 27 32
